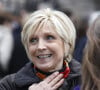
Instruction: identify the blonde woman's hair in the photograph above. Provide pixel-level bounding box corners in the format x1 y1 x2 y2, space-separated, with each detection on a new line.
21 8 76 62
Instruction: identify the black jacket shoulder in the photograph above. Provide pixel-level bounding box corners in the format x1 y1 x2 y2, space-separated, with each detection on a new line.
0 60 81 90
0 74 16 90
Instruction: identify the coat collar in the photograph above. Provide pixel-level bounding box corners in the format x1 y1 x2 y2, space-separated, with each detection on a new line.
13 59 81 87
67 59 81 80
14 62 40 87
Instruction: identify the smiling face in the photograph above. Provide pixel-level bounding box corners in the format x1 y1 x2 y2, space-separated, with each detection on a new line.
28 23 69 72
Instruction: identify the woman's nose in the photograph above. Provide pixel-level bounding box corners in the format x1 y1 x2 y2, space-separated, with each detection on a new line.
37 39 46 50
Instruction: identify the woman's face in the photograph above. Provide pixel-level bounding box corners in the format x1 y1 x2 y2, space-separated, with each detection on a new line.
28 24 69 72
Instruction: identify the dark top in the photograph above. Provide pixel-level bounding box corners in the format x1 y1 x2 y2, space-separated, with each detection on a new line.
8 25 29 74
0 59 81 90
73 36 87 63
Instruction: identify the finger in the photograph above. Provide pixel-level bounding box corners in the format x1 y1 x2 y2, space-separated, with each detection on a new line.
28 84 37 90
49 73 63 86
52 78 64 90
44 72 59 83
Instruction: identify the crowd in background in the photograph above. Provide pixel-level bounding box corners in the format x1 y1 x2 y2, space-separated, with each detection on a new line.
0 0 100 88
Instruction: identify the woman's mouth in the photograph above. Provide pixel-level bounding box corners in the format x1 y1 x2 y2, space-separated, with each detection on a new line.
37 54 52 59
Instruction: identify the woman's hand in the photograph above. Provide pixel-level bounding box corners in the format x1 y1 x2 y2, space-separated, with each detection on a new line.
28 72 64 90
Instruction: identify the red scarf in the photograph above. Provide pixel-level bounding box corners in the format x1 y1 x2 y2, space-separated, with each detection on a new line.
34 61 70 80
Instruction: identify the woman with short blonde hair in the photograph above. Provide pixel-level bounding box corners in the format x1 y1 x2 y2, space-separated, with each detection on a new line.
0 8 80 90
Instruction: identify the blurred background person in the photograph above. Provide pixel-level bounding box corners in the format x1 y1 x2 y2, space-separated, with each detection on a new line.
0 14 13 79
8 11 29 74
0 4 29 79
73 16 88 63
81 16 100 90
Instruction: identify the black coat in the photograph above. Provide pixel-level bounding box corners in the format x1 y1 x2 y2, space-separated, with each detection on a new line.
0 59 81 90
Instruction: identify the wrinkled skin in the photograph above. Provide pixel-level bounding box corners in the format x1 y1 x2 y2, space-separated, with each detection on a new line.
28 72 64 90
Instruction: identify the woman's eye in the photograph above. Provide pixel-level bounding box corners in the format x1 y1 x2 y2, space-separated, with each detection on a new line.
30 38 38 43
46 35 55 40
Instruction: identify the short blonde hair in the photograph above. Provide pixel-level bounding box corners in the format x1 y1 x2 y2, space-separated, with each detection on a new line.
21 8 76 62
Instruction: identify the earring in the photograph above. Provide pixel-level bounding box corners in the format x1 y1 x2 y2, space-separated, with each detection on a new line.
66 54 72 62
